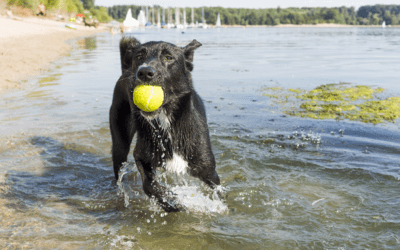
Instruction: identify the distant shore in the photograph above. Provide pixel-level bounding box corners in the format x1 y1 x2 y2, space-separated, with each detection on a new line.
1 15 395 96
0 15 106 95
212 23 400 28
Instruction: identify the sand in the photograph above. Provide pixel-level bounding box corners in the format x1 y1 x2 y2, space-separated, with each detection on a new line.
0 15 107 95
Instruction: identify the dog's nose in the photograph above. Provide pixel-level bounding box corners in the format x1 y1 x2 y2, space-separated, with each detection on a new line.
137 67 155 82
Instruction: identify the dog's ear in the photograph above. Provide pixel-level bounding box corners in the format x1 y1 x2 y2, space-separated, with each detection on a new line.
183 40 202 71
120 37 140 73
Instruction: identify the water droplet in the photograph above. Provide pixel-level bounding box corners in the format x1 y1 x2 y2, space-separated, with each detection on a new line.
148 232 152 235
147 219 150 223
162 221 167 225
154 219 156 223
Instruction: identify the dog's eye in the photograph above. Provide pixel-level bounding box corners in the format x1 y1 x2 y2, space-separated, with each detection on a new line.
136 55 143 60
164 55 173 61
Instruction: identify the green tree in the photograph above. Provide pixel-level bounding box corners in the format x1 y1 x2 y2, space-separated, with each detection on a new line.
81 0 94 10
324 8 338 21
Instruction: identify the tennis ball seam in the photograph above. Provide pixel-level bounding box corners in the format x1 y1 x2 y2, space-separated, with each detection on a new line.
146 86 154 112
133 85 164 112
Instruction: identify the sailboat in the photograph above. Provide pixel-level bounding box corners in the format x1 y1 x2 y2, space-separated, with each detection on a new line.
216 13 221 27
382 21 386 28
183 8 187 28
188 7 195 28
175 7 183 29
200 6 207 29
122 8 139 32
137 10 146 27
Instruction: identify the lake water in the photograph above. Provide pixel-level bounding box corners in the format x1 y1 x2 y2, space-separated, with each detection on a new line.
1 27 400 249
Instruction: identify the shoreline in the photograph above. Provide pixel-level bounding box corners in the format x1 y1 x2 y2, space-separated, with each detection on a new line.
0 15 107 95
210 23 400 28
1 16 394 95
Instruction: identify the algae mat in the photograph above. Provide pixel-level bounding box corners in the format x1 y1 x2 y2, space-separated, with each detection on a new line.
262 83 400 124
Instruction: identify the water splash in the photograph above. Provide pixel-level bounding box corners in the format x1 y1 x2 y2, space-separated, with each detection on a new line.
116 162 140 208
170 184 228 214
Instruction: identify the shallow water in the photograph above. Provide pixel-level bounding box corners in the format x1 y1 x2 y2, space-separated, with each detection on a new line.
1 27 400 249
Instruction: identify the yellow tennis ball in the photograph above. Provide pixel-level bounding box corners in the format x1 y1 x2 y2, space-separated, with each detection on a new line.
133 85 164 112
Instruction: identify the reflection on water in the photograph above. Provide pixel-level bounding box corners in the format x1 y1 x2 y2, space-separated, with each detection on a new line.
0 28 400 249
78 36 97 50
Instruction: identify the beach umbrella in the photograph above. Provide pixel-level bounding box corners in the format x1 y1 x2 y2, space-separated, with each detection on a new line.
76 13 85 18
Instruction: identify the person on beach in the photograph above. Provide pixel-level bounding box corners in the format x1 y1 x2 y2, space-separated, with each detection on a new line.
6 7 13 19
36 2 46 16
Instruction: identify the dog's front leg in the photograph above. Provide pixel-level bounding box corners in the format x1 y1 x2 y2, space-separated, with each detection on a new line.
135 159 183 212
110 103 135 180
200 170 221 189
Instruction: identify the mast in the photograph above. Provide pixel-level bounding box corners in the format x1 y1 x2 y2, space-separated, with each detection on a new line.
175 7 180 26
157 8 161 27
152 7 155 24
146 6 149 23
183 8 186 27
168 8 172 25
191 7 194 26
202 7 204 24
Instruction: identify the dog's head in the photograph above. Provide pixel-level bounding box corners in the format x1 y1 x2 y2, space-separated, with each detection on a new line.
120 37 202 119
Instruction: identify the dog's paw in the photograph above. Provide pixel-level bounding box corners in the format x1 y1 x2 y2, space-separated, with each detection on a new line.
159 196 185 212
159 191 185 212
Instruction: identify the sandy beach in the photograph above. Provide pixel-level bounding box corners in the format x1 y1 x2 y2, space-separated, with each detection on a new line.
0 15 106 95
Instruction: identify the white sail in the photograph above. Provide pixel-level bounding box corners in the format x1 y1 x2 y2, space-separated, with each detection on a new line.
183 8 187 27
175 7 180 26
137 10 146 27
216 13 221 27
201 7 207 29
175 7 183 28
190 7 194 26
382 21 386 28
123 8 139 28
157 9 161 28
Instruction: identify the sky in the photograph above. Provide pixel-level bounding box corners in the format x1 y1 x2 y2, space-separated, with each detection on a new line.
95 0 397 9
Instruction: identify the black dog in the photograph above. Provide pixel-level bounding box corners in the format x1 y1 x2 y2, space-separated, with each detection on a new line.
109 37 220 211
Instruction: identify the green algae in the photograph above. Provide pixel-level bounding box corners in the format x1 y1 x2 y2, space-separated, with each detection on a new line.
223 172 247 183
38 74 61 84
262 83 400 124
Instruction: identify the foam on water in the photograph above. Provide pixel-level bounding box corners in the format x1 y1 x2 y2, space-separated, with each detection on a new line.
170 185 228 214
117 162 228 214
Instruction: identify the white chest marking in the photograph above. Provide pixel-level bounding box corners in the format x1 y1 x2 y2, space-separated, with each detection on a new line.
165 153 188 175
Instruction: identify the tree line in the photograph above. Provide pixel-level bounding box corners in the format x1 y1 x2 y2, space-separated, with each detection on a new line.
6 0 110 22
108 5 400 25
6 1 400 25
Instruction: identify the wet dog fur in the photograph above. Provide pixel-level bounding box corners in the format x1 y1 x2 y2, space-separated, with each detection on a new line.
109 37 220 212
